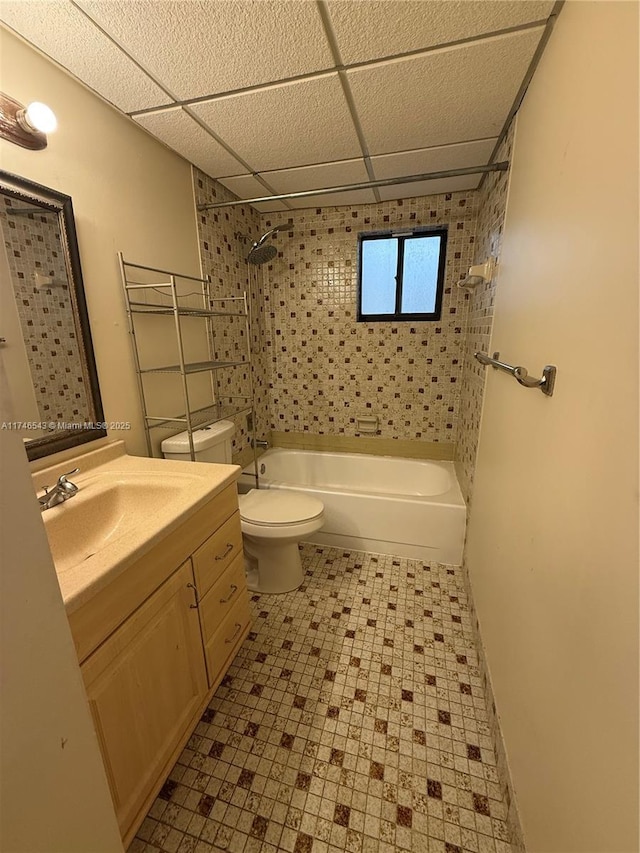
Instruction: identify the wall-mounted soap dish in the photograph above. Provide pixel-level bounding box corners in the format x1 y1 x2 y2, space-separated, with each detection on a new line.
356 415 379 434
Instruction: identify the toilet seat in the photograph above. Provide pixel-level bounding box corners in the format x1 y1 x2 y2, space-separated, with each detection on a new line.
239 489 324 527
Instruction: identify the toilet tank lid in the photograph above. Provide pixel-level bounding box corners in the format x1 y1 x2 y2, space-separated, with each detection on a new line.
161 420 235 453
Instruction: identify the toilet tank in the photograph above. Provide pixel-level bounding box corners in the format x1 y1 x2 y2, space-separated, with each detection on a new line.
160 420 235 463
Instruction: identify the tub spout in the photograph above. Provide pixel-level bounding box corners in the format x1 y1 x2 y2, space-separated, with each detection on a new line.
251 438 270 450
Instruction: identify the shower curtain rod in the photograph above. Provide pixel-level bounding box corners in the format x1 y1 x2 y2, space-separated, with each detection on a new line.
197 161 509 211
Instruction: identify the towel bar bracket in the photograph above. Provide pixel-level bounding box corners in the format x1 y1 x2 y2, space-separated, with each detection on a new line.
475 351 556 397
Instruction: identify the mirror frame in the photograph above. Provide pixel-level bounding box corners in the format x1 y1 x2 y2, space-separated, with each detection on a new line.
0 170 107 460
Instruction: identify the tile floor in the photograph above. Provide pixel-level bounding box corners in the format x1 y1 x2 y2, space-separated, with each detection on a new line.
129 545 512 853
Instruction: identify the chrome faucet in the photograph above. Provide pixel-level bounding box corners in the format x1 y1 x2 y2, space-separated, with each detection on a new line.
251 438 269 450
38 468 80 511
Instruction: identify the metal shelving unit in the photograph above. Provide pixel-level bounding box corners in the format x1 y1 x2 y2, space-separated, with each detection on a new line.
119 253 257 467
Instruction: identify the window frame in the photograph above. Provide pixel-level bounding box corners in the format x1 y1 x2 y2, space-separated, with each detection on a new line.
356 226 448 323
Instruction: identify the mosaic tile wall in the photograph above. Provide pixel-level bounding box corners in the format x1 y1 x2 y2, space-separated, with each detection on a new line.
1 198 92 422
258 193 479 445
455 124 516 503
194 172 272 463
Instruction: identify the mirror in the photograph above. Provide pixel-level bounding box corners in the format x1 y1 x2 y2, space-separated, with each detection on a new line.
0 170 106 460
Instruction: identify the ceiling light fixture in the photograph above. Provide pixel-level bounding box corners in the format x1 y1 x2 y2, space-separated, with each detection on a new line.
0 92 57 150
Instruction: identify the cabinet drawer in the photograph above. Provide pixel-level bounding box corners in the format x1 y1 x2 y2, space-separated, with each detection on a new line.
203 593 251 688
200 552 247 642
192 511 243 597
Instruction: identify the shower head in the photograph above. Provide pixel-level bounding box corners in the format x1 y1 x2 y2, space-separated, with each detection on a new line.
246 224 288 265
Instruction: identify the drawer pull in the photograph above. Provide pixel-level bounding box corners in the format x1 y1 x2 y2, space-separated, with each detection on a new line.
219 584 238 604
215 543 234 561
225 622 242 644
186 582 200 609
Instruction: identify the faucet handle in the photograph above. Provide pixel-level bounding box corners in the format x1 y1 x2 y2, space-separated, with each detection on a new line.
57 468 80 493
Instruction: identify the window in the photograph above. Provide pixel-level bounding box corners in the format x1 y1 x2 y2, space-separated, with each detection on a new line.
357 228 448 322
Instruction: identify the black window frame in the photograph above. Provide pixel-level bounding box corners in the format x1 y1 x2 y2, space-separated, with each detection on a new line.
356 227 448 322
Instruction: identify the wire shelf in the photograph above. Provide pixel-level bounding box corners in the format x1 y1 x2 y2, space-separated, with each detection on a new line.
145 399 253 430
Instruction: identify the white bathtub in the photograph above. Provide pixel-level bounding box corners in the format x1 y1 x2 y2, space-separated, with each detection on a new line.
239 448 466 564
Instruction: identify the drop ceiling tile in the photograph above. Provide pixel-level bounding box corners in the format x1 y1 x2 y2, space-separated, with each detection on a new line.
347 28 544 154
134 108 245 177
249 201 291 213
328 0 554 64
191 76 362 173
0 1 171 112
264 159 370 195
217 175 290 213
377 174 482 201
77 0 334 100
288 188 377 209
371 138 498 179
218 174 272 199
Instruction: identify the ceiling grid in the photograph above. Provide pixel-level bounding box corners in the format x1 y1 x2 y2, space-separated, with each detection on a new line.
0 0 559 211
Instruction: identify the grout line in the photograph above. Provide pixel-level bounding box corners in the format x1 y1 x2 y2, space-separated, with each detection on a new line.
316 1 382 203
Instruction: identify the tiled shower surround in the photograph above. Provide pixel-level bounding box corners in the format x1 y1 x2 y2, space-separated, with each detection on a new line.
194 158 510 497
195 175 269 464
130 545 513 853
195 175 484 460
260 195 478 446
198 154 511 497
1 198 92 422
455 126 515 503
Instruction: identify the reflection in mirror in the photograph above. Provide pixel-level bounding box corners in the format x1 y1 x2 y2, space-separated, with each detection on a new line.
0 171 106 460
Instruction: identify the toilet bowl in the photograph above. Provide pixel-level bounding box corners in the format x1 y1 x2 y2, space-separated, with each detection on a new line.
160 423 324 594
239 489 324 594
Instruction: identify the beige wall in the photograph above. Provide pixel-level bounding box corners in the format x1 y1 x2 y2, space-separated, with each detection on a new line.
0 27 201 457
0 377 123 852
465 3 639 851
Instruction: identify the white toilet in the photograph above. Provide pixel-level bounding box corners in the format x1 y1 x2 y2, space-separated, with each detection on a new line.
161 422 324 594
239 489 324 593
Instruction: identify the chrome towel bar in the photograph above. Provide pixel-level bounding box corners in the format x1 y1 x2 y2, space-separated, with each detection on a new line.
475 351 557 397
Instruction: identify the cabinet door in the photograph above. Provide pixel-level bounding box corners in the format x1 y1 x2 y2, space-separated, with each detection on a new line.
81 561 207 837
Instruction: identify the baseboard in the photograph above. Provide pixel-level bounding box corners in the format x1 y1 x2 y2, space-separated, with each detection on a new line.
461 563 526 852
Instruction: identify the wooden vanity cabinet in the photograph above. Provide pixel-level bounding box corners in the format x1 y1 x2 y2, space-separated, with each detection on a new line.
69 483 251 846
81 561 207 836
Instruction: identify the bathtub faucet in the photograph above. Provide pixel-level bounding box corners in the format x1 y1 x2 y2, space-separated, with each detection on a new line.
251 438 269 450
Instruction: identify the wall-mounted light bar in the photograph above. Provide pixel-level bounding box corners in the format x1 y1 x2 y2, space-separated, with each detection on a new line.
0 92 57 151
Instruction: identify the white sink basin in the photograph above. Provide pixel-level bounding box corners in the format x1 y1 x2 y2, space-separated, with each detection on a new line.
43 476 188 573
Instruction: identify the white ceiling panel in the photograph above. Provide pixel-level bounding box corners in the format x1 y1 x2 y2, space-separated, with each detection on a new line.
347 28 544 154
248 201 291 213
371 138 498 180
134 108 246 177
327 0 554 64
264 159 370 195
217 175 290 213
218 174 273 199
1 0 560 207
191 77 363 173
377 174 482 202
288 188 377 209
77 0 334 100
0 1 172 112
